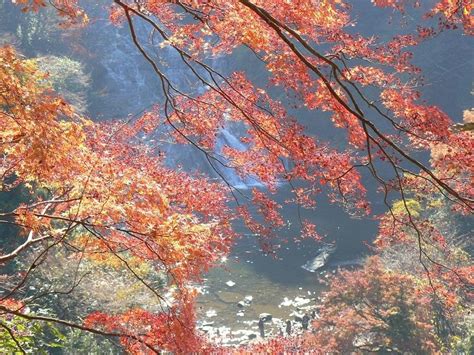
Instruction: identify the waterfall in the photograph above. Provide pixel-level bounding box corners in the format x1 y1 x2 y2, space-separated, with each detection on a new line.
79 5 271 189
214 123 263 190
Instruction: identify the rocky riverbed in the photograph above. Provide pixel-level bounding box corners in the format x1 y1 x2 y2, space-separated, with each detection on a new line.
195 255 340 346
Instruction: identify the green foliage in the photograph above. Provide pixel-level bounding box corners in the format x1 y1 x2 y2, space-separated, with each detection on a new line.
31 56 90 113
392 199 422 218
0 316 64 354
0 316 38 354
0 313 119 354
54 328 119 355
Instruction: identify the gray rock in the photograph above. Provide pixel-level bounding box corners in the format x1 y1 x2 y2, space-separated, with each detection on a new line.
258 319 265 337
301 244 336 272
294 312 305 322
302 315 310 330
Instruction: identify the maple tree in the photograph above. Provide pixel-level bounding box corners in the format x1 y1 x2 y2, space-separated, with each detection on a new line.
0 45 231 352
1 0 473 353
241 255 471 353
309 256 470 352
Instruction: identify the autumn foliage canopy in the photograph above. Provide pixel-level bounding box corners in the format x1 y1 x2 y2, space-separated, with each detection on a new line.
1 0 473 353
